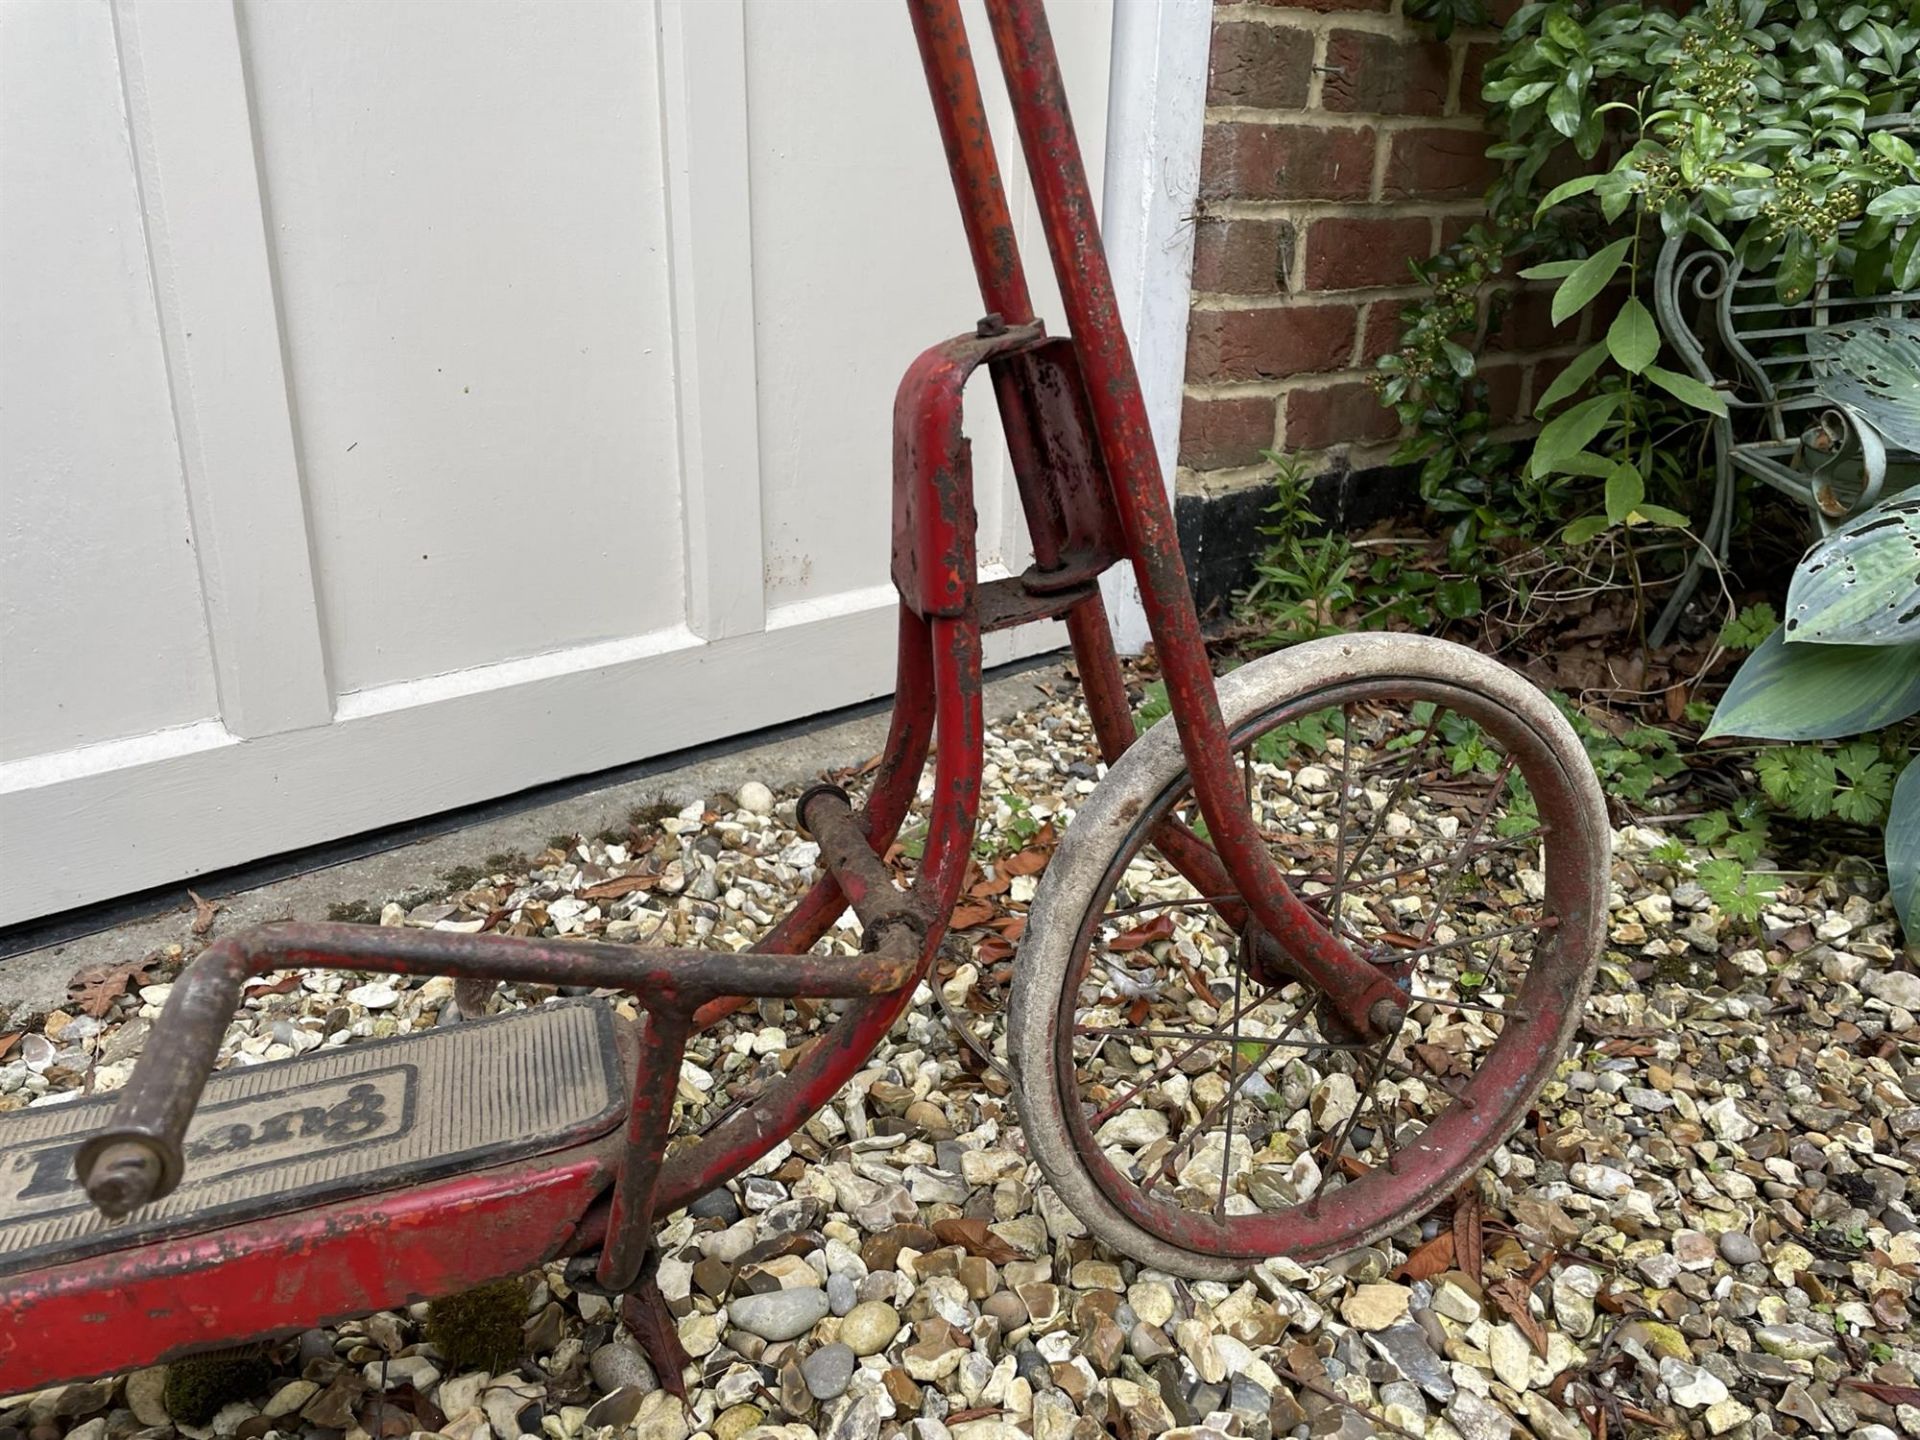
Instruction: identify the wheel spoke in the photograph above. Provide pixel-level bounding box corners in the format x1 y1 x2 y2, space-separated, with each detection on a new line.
1141 990 1316 1193
1307 1042 1391 1215
1082 984 1285 1127
1337 705 1449 893
1412 993 1529 1022
1416 754 1517 948
1383 1050 1475 1108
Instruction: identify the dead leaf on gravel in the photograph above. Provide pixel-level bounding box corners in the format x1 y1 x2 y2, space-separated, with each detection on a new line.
1453 1187 1485 1283
68 958 163 1019
1488 1251 1556 1358
1108 914 1175 952
188 888 224 936
1396 1231 1456 1282
0 1033 18 1061
1002 847 1051 876
950 898 998 929
578 873 658 903
1844 1379 1920 1407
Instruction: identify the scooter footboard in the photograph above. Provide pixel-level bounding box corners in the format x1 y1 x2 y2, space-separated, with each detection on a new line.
0 997 632 1389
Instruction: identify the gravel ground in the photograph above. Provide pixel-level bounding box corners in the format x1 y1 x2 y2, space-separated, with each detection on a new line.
4 673 1918 1440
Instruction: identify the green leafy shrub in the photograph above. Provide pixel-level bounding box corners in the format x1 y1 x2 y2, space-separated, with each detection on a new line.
1381 0 1920 559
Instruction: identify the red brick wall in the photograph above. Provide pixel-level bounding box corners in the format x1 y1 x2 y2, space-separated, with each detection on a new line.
1178 1 1590 505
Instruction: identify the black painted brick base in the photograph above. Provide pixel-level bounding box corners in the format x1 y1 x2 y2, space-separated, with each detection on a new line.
1175 460 1421 619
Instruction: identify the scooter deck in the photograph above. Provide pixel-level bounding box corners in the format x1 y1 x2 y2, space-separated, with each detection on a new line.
0 1000 624 1277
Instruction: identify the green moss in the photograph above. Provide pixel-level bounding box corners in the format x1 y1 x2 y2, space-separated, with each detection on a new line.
439 864 485 893
628 801 681 830
484 850 528 873
163 1350 273 1424
425 1277 527 1371
325 899 379 925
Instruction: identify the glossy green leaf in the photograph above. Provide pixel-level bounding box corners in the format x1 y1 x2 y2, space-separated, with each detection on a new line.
1606 297 1660 373
1644 364 1729 416
1518 259 1585 280
1886 759 1920 935
1867 185 1920 217
1562 514 1611 545
1895 226 1920 292
1535 173 1604 217
1554 450 1617 479
1531 393 1624 476
1533 342 1609 414
1783 491 1920 645
1605 462 1645 523
1633 502 1691 527
1551 237 1633 325
1777 232 1819 304
1703 628 1920 741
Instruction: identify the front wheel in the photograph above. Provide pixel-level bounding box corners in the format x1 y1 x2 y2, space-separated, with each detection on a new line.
1008 634 1609 1279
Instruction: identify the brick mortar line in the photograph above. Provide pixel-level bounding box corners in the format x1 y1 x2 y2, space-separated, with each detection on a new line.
1199 198 1489 221
1203 106 1489 132
1211 5 1506 44
1181 340 1593 401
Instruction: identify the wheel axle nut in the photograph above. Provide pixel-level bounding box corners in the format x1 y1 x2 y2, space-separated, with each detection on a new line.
81 1140 164 1220
1368 996 1407 1038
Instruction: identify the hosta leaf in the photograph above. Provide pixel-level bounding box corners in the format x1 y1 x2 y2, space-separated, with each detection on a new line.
1704 628 1920 740
1810 318 1920 452
1784 491 1920 645
1888 759 1920 935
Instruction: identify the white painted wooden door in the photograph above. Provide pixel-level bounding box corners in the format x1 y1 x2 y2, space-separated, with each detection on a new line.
0 0 1149 927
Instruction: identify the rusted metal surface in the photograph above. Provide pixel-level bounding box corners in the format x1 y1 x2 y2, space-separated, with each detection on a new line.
890 322 1045 618
1 1151 611 1391
973 0 1400 1040
975 573 1097 633
798 786 930 943
0 0 1521 1394
77 921 918 1218
597 1010 693 1293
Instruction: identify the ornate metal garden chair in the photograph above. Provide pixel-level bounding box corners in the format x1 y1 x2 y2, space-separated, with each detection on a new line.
1650 212 1920 645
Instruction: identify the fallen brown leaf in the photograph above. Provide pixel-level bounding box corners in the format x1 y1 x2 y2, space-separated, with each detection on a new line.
0 1033 17 1061
578 873 658 903
950 899 998 929
1844 1379 1920 1407
1453 1187 1485 1283
68 958 163 1019
1002 847 1051 877
1396 1231 1456 1282
188 889 224 936
1109 914 1175 953
1487 1251 1556 1359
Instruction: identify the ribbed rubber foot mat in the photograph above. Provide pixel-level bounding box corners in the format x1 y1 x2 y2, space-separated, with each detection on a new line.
0 1000 622 1276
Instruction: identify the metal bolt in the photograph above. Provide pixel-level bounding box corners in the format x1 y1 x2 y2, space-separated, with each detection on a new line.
1368 996 1407 1039
81 1140 163 1220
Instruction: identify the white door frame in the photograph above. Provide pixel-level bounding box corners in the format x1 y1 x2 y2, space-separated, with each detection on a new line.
1098 0 1211 653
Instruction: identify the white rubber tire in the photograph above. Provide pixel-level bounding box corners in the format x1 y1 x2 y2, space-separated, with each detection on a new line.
1007 634 1610 1279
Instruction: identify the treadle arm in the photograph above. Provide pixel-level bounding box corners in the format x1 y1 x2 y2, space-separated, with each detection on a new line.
77 920 918 1220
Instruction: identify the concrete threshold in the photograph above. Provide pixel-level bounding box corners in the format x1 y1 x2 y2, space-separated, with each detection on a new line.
0 655 1075 1023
